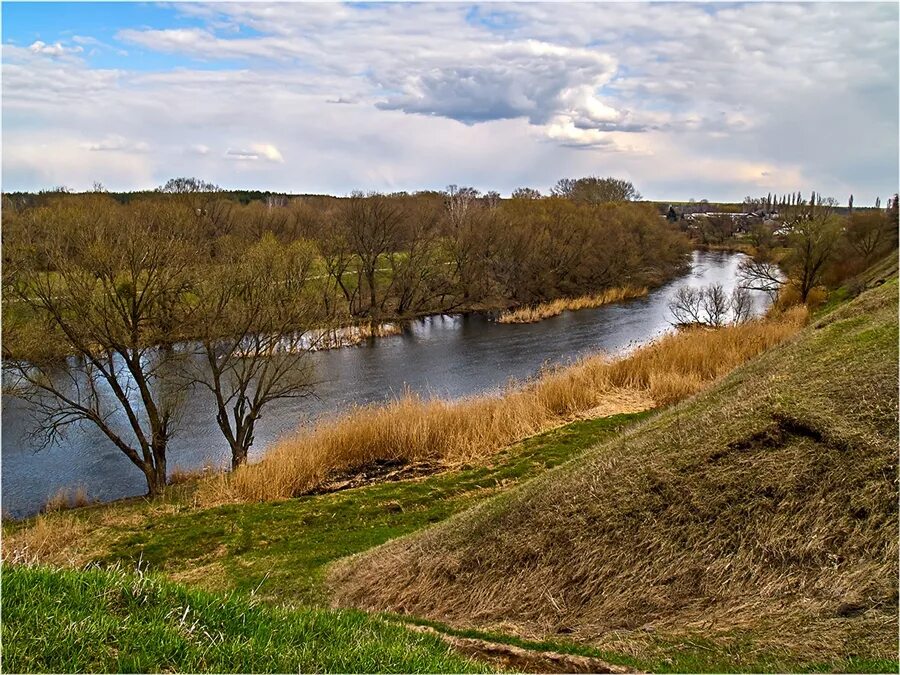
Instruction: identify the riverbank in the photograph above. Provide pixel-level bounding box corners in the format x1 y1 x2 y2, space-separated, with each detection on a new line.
2 251 759 519
198 305 805 506
3 299 806 523
2 413 653 673
496 286 648 324
328 276 898 673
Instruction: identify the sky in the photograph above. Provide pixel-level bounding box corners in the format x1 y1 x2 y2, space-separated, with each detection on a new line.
2 1 898 202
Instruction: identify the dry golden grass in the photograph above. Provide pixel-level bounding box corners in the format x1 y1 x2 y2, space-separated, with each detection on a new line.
1 513 93 566
42 486 91 513
168 463 219 485
497 286 648 324
776 284 829 312
197 306 806 506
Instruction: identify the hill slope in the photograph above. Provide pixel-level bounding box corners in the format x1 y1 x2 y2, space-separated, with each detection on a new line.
330 279 899 664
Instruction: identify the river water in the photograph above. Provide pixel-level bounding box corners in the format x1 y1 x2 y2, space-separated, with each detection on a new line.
1 251 766 518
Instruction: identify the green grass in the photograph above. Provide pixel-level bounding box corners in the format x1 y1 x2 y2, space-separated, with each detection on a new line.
1 565 490 674
16 412 651 606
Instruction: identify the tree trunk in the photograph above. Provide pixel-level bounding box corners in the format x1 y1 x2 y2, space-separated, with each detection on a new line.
143 461 166 497
146 445 167 496
143 465 160 497
231 444 249 470
367 269 378 317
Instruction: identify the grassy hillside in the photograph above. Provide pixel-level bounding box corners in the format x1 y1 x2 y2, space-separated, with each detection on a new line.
3 414 648 607
1 565 490 674
330 279 899 669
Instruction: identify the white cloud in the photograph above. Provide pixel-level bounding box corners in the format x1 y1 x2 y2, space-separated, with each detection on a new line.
81 135 149 153
28 40 83 58
2 2 897 202
254 144 284 163
225 144 284 163
375 40 619 127
3 135 156 191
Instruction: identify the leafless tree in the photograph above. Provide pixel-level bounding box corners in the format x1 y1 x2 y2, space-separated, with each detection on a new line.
703 284 730 326
190 236 320 469
511 187 542 199
668 286 706 326
2 198 197 496
668 284 747 327
783 201 842 301
738 257 784 300
552 176 642 203
444 185 480 227
343 192 405 318
845 211 891 262
730 286 755 324
482 191 501 209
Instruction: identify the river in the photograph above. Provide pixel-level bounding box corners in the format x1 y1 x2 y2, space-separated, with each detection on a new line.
1 251 766 518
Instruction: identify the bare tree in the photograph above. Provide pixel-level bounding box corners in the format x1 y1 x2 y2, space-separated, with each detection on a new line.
384 202 453 316
158 176 220 194
550 178 578 198
482 191 501 209
845 211 890 262
511 187 542 200
738 257 784 300
668 286 705 326
552 176 642 203
444 185 480 227
783 201 842 302
3 198 197 496
668 284 746 327
191 236 320 469
343 192 405 318
730 286 754 324
703 284 730 326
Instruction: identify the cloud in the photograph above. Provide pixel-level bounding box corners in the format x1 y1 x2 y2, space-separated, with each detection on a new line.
82 135 149 153
225 144 284 163
2 2 897 202
375 40 619 127
71 35 101 47
3 135 156 190
28 40 83 58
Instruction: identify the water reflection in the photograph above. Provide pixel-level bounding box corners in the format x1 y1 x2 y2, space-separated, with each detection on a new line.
1 251 764 517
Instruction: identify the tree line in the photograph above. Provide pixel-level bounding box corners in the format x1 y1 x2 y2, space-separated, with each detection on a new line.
2 178 690 497
738 195 898 304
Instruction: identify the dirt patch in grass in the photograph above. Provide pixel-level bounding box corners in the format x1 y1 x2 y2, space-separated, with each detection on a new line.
408 624 636 673
308 458 448 495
